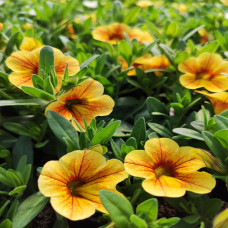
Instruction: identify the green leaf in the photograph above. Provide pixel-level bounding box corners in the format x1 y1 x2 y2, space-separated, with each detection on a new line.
146 21 164 42
197 41 219 56
183 214 200 224
38 46 55 78
215 30 227 50
0 99 46 106
95 54 108 74
156 217 180 226
12 192 49 228
5 31 23 56
159 43 175 64
202 198 222 218
172 128 204 141
80 54 99 69
9 186 26 196
21 86 55 101
110 138 121 159
214 115 228 130
130 214 147 228
99 190 133 228
90 120 121 146
119 40 132 66
6 200 19 220
148 123 172 138
182 25 205 41
0 219 12 228
202 131 227 160
12 136 33 169
0 200 11 217
0 174 14 187
124 6 140 24
146 97 167 115
72 67 87 79
126 137 137 149
3 123 37 140
32 74 44 89
136 198 158 222
46 111 80 150
44 76 55 95
214 130 228 148
130 118 146 147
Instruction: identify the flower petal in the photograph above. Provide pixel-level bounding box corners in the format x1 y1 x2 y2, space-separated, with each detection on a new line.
9 72 33 88
6 51 38 73
38 161 70 197
144 138 179 162
176 171 216 194
50 195 96 221
204 75 228 92
196 90 228 114
142 175 185 197
124 150 156 178
179 74 203 89
213 208 228 228
45 101 72 120
59 150 107 182
54 48 80 76
178 57 198 74
20 37 43 51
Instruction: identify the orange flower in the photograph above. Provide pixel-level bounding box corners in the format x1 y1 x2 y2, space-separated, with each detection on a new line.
45 78 115 131
0 22 3 31
213 208 228 228
38 150 128 220
92 22 154 44
20 37 43 51
67 23 77 39
124 138 216 197
6 47 79 92
196 90 228 114
178 53 228 92
120 54 170 77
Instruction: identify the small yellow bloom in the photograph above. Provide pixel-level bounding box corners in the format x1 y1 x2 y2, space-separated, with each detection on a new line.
92 23 153 44
172 3 188 13
178 53 228 92
38 150 128 220
20 37 43 51
120 54 170 77
6 47 79 92
213 208 228 228
22 23 34 30
196 90 228 114
124 138 216 197
136 0 153 8
45 78 115 131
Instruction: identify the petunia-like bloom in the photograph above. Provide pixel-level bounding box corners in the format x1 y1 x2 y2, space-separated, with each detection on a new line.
178 52 228 92
213 208 228 228
38 150 128 220
136 0 153 8
124 138 216 197
196 90 228 114
45 78 115 131
198 28 211 45
0 22 3 31
221 0 228 6
172 3 188 13
6 47 79 92
120 54 170 77
20 37 43 51
92 22 153 44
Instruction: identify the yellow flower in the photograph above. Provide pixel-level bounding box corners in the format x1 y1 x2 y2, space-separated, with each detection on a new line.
136 0 153 8
45 78 115 131
196 90 228 114
120 54 170 77
172 3 188 13
20 37 43 51
22 23 34 30
178 53 228 92
124 138 216 197
213 208 228 228
5 47 79 92
38 150 128 220
92 22 154 44
221 0 228 6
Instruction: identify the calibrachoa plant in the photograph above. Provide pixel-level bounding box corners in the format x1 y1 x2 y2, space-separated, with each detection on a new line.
0 0 228 228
